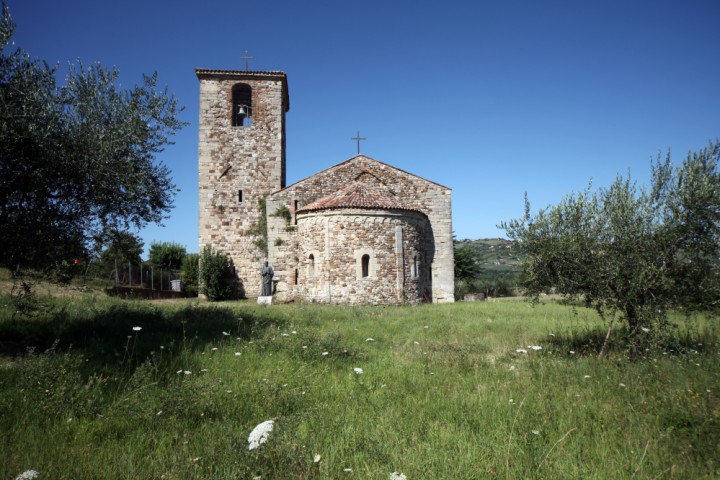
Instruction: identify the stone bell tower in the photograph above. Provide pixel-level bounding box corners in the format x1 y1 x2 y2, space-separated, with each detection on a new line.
196 68 289 297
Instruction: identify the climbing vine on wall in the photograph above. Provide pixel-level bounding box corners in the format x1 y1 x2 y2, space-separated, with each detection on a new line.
247 196 268 256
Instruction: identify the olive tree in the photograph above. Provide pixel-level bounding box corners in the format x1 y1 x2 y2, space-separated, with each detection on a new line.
501 141 720 348
0 3 186 272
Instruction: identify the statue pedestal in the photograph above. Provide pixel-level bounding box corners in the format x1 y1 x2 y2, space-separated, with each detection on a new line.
257 296 273 305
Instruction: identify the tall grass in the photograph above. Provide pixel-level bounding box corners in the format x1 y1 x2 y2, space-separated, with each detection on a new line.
1 293 718 478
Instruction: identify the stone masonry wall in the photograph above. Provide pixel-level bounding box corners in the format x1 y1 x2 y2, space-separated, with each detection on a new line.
197 71 288 297
267 155 454 303
294 209 430 305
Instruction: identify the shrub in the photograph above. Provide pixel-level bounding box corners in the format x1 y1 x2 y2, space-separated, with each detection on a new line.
181 253 199 297
199 245 239 301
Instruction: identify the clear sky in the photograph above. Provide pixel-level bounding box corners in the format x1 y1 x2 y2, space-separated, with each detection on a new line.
8 0 720 255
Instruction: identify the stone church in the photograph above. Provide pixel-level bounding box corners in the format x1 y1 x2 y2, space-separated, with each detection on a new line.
196 68 454 304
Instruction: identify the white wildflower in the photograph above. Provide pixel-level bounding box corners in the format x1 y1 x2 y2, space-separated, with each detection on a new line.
314 454 321 463
15 471 39 480
292 330 297 334
176 369 183 374
584 375 591 379
529 345 542 351
132 326 142 332
248 419 274 450
235 352 241 356
549 332 555 337
516 349 527 354
390 472 407 480
184 370 192 375
211 347 218 351
302 345 307 349
414 341 420 345
222 331 230 336
353 367 363 375
619 383 626 388
531 430 540 435
366 338 375 342
343 468 353 473
281 333 289 337
569 350 575 354
641 327 650 333
509 365 516 370
424 325 429 329
322 352 329 356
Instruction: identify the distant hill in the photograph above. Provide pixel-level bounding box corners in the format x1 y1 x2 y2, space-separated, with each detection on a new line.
454 238 521 282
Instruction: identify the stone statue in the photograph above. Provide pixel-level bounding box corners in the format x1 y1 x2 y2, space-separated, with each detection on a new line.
261 261 274 296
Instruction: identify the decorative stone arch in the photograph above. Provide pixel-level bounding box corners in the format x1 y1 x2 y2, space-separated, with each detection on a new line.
354 248 376 280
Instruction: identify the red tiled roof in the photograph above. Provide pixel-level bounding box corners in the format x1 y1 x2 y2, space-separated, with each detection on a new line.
297 174 423 214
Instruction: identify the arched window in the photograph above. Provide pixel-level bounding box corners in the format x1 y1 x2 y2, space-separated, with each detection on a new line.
232 83 252 127
308 254 315 278
361 254 370 278
411 254 419 279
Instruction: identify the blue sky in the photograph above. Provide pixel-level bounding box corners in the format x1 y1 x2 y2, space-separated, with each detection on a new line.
9 0 719 255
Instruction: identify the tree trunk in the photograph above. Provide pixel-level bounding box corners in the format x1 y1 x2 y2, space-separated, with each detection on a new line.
598 311 616 359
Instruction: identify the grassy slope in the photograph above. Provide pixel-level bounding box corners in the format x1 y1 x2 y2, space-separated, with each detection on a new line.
0 293 718 479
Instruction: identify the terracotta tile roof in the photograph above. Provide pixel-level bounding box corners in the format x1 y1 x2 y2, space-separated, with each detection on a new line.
297 175 423 214
194 68 287 78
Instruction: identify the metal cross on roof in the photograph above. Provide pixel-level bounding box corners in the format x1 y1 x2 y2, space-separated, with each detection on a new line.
241 50 253 71
351 131 367 154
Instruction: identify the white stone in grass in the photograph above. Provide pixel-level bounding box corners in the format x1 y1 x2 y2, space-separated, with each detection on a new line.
390 472 407 480
248 420 274 450
15 471 39 480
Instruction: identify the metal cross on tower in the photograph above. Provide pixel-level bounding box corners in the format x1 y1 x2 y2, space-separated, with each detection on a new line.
351 131 367 154
241 50 253 71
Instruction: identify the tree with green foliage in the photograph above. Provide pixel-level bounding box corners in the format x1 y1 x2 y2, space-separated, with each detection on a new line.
502 141 720 348
181 253 200 297
199 245 239 301
454 244 481 282
454 243 482 298
99 231 144 267
148 242 186 270
0 3 185 272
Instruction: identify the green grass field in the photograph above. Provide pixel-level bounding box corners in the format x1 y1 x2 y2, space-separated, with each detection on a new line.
1 290 718 479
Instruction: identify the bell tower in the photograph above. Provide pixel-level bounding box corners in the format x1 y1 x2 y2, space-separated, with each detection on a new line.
196 68 289 297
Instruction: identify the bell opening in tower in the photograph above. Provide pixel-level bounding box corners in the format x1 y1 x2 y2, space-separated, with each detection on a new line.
232 83 253 127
